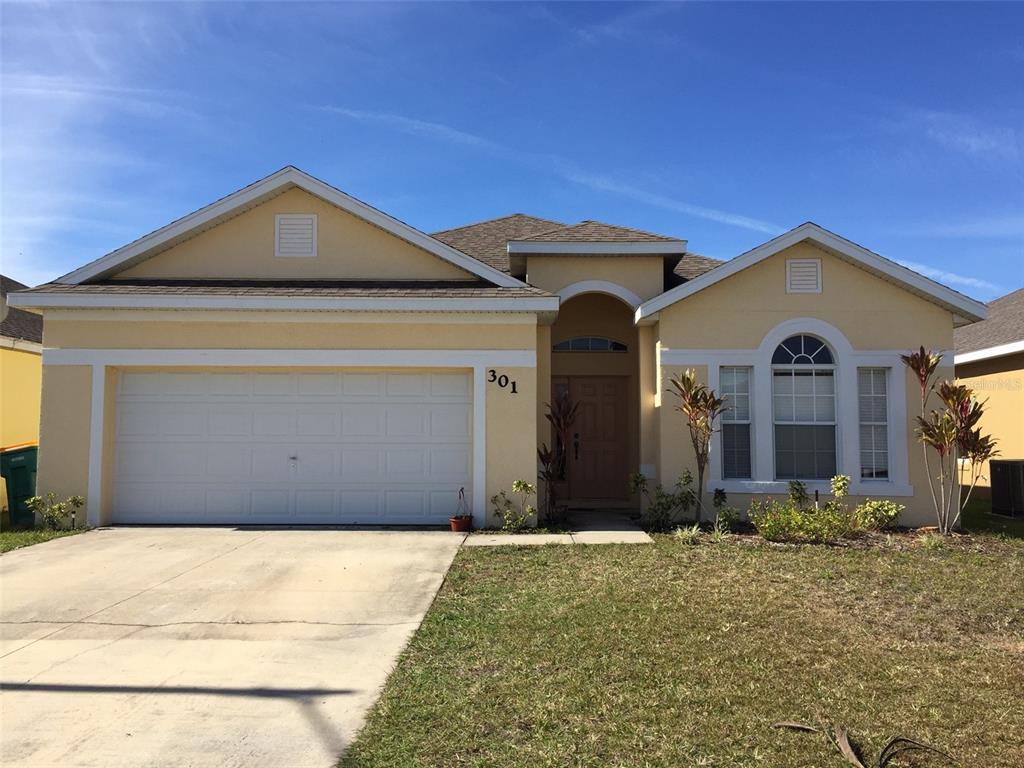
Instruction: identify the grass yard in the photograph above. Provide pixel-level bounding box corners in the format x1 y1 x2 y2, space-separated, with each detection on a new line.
0 528 83 553
343 534 1024 768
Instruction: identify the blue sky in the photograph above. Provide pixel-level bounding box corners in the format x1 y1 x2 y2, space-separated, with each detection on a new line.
2 2 1021 300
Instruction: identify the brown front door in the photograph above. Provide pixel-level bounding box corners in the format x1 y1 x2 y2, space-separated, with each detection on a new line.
567 376 629 500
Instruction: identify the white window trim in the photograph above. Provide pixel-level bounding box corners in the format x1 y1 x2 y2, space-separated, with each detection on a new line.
60 348 536 528
785 258 822 294
275 213 317 258
675 318 912 496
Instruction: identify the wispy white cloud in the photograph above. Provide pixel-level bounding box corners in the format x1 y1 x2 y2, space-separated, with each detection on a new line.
312 104 784 235
911 108 1020 162
310 106 500 149
562 171 783 235
895 259 1001 294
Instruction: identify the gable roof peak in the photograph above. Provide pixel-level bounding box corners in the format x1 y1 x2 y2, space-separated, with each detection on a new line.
56 167 529 289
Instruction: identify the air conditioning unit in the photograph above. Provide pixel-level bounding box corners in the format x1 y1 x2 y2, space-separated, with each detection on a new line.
990 460 1024 518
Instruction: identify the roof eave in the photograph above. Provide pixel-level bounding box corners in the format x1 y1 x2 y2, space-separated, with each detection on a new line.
954 339 1024 365
507 240 687 255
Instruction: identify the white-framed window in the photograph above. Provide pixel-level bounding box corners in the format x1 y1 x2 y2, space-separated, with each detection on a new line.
858 367 889 479
772 334 836 479
275 214 318 258
720 366 752 479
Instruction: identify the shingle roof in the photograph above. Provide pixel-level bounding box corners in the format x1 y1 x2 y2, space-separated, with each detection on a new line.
518 220 680 243
954 287 1024 354
673 253 725 281
17 279 552 299
433 214 564 272
1 275 43 343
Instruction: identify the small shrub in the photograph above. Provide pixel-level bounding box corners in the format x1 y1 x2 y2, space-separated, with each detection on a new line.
920 532 946 551
750 476 906 544
712 489 739 532
854 499 904 531
631 472 695 532
25 493 85 530
491 480 536 532
673 523 702 545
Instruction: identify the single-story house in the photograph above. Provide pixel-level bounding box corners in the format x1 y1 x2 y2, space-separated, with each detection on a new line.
9 167 988 528
954 288 1024 498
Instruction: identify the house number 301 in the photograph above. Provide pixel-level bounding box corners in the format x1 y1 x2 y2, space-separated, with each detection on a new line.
487 369 518 394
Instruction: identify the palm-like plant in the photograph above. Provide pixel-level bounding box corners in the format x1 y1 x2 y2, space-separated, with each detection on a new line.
544 391 579 482
667 369 728 524
902 348 999 534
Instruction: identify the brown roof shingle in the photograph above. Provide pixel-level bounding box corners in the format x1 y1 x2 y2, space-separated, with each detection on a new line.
1 275 43 343
433 214 564 272
954 287 1024 354
517 220 681 244
17 279 552 300
673 253 725 281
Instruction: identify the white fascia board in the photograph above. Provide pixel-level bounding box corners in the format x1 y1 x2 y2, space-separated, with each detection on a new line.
7 292 560 313
0 335 43 354
635 222 988 323
955 339 1024 365
43 348 537 368
508 240 686 255
57 167 526 289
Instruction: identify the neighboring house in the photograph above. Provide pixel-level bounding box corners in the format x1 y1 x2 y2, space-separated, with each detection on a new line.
9 167 987 528
1 275 44 515
954 288 1024 497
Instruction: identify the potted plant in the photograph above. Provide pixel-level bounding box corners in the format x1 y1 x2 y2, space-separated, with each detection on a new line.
449 487 473 532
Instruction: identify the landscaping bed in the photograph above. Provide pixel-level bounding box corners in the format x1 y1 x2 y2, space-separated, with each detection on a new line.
342 534 1023 767
0 528 84 553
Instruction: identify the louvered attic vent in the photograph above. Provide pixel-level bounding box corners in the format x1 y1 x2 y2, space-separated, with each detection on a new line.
786 258 822 293
275 214 317 258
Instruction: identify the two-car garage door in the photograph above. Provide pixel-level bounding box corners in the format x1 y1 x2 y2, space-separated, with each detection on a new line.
112 371 472 525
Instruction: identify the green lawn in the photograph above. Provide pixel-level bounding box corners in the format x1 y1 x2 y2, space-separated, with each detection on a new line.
960 496 1024 538
0 528 84 553
342 534 1024 768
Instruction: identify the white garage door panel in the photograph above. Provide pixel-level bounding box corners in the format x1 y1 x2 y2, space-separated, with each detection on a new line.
112 371 472 524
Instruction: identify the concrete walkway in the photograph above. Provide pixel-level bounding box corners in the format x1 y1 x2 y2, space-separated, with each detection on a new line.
464 509 652 546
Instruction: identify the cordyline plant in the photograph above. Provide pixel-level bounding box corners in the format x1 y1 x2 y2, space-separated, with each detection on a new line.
538 392 579 524
902 346 999 534
667 369 728 524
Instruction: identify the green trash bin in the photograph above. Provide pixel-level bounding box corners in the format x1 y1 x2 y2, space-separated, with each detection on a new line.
1 445 38 529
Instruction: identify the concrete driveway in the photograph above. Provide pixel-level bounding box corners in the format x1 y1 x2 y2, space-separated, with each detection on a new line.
0 527 463 767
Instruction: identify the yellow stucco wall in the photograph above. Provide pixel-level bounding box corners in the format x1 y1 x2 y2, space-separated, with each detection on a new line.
526 255 664 302
115 187 473 281
43 315 536 350
35 314 539 526
654 243 957 527
485 366 537 526
658 242 952 350
1 346 42 448
36 365 92 507
956 352 1024 492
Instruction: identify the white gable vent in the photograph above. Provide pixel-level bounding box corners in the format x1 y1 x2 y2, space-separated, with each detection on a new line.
275 214 317 258
786 258 822 293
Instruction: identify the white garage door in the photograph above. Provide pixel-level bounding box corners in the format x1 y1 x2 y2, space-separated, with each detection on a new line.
112 370 472 525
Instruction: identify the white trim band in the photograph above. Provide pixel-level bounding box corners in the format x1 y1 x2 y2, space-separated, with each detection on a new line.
955 340 1024 365
557 280 643 309
10 292 560 313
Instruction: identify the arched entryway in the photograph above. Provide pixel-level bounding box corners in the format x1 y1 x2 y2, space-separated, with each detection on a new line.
550 293 639 502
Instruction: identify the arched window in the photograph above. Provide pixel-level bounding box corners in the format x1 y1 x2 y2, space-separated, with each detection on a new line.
772 334 836 480
552 337 628 352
